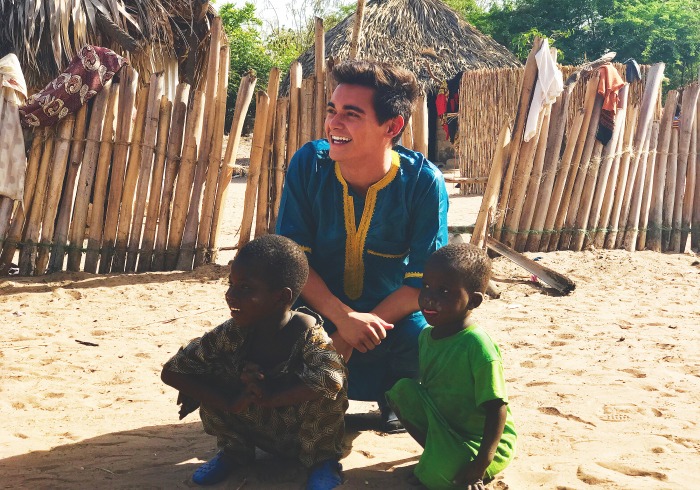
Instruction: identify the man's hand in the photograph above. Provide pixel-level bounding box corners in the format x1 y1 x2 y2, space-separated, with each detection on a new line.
335 311 394 352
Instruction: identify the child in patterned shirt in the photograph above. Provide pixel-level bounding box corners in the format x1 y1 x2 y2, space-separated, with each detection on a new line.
162 235 348 489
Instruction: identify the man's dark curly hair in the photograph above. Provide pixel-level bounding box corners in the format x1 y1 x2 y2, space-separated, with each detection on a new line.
233 235 309 303
332 60 420 145
428 243 491 295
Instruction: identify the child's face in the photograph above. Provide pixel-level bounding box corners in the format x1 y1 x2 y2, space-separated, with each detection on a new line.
418 261 472 330
225 260 281 329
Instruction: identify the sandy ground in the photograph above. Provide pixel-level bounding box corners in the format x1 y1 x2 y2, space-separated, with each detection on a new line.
2 165 700 489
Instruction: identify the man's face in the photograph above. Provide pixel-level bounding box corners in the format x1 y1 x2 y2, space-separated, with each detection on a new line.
325 83 395 163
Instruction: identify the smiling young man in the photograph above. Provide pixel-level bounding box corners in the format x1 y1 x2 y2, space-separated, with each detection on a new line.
276 60 449 432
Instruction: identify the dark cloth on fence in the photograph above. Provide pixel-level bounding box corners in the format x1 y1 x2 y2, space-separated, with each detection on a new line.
19 45 126 128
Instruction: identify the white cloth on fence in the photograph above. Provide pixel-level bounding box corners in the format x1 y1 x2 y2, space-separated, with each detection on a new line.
0 53 28 202
524 39 563 142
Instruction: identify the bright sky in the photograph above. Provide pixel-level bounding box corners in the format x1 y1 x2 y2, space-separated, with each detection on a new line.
212 0 317 30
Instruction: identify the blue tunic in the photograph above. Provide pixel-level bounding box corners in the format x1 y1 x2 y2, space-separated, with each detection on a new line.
276 139 449 400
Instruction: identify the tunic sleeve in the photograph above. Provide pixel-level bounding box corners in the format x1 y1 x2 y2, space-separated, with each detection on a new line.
403 167 449 289
275 144 317 254
298 326 347 400
162 319 241 375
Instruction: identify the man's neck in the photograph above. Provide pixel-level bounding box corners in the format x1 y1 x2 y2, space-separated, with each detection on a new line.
337 147 394 196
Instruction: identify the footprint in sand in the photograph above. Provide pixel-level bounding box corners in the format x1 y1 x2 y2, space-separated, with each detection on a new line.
596 461 667 481
550 340 566 347
599 403 643 422
620 368 646 378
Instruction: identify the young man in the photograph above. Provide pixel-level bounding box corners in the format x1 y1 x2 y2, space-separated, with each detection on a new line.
276 60 449 432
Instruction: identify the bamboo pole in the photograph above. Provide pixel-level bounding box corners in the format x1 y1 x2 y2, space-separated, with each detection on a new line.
538 111 584 251
237 91 270 250
525 87 572 252
471 124 511 248
604 105 639 249
616 63 665 244
501 108 545 249
515 106 552 251
196 44 231 268
152 83 191 271
647 90 679 251
624 122 658 250
559 92 604 250
583 86 630 250
300 77 314 143
670 83 700 252
83 82 120 273
286 62 302 162
66 84 112 271
692 97 700 251
662 128 679 251
254 67 281 238
412 95 429 155
493 37 543 242
402 116 414 150
138 96 173 272
0 198 12 244
1 130 44 274
98 66 138 273
636 121 662 250
681 88 699 250
314 17 326 140
269 97 289 232
165 90 205 270
112 87 150 272
126 74 164 272
210 75 257 258
349 0 367 59
35 114 76 274
570 139 604 251
546 77 600 251
18 131 55 275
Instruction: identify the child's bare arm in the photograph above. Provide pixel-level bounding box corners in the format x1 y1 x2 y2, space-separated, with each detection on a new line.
453 399 508 486
161 369 251 413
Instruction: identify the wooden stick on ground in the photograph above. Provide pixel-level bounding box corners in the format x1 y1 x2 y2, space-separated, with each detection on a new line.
237 91 270 250
98 66 138 273
83 82 121 273
138 96 173 272
151 82 191 271
36 114 76 274
486 237 576 294
210 75 257 259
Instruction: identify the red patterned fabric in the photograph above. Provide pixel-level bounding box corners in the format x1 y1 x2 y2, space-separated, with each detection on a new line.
19 45 126 128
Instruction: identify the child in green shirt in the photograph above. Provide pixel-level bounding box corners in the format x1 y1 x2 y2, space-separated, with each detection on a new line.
386 243 516 489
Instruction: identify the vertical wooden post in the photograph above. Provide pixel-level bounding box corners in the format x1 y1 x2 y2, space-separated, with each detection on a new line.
237 91 270 250
647 90 679 251
98 66 138 273
165 90 205 270
126 74 164 272
138 96 173 272
269 97 289 231
412 95 429 155
349 0 367 59
402 116 414 150
624 122 659 250
286 62 302 162
66 84 112 271
210 75 257 256
36 114 76 274
196 43 231 268
636 122 662 250
254 67 281 238
692 97 700 251
661 128 679 250
300 77 315 143
151 83 191 271
314 17 326 140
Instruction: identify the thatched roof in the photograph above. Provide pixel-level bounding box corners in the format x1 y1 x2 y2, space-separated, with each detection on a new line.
0 0 216 90
283 0 520 95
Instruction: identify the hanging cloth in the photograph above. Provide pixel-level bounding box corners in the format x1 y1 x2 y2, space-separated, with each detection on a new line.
624 58 642 83
595 64 626 144
436 80 449 139
0 53 28 202
524 39 563 142
19 45 126 128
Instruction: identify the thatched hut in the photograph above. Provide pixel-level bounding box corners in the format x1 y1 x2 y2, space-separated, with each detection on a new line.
284 0 520 164
0 0 216 93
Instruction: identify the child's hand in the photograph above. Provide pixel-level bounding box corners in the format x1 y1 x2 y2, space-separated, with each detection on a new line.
240 362 269 402
452 460 488 489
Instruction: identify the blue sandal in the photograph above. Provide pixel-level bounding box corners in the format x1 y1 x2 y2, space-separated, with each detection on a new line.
306 459 343 490
192 451 235 486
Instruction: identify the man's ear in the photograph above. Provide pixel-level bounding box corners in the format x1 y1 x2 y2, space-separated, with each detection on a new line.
468 291 484 310
387 115 405 138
